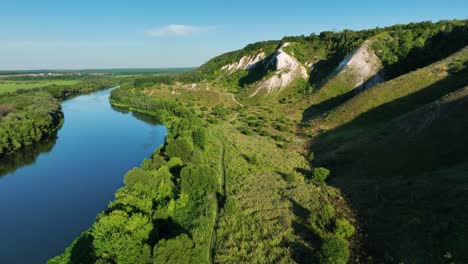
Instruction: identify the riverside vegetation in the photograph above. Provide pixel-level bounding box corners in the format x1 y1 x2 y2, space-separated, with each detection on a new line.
0 77 117 156
42 19 468 263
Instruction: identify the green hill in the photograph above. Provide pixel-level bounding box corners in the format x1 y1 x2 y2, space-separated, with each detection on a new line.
48 19 468 264
310 86 468 262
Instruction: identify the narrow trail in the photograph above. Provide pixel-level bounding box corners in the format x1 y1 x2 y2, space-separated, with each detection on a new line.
209 132 227 264
231 94 244 107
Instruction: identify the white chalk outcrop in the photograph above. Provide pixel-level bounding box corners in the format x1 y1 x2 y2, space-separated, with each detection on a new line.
221 52 266 72
250 43 308 97
335 40 383 90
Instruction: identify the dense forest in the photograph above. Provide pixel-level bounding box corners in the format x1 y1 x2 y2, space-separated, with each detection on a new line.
0 78 117 156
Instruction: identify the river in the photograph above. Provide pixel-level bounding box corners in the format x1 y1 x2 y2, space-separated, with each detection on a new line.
0 88 167 263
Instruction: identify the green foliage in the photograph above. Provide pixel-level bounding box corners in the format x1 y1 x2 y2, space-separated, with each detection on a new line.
334 219 355 239
151 155 167 170
123 167 150 186
53 83 220 263
0 92 62 156
167 157 184 169
152 234 195 263
308 152 315 162
318 236 350 264
180 165 219 199
165 137 194 162
0 77 116 156
91 210 153 263
312 167 330 181
311 205 335 230
192 127 207 149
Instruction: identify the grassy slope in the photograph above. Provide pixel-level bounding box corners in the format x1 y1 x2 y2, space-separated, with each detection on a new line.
132 81 358 263
213 124 353 263
310 77 468 263
313 47 468 130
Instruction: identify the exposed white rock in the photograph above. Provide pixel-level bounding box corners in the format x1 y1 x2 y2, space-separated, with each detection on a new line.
336 40 383 89
221 52 266 72
250 43 308 97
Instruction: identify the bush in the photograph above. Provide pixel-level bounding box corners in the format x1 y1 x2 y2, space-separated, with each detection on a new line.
238 126 254 135
192 127 207 149
140 158 153 171
316 204 335 230
318 236 350 264
306 130 315 138
124 168 151 187
249 154 260 165
167 157 184 168
151 155 167 170
165 137 194 162
334 219 355 239
308 152 315 162
312 167 330 181
180 165 219 198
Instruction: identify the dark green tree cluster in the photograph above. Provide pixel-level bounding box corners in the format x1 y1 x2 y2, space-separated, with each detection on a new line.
0 78 118 157
51 85 218 264
0 92 62 156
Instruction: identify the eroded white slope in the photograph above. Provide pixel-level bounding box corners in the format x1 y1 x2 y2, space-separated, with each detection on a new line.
335 40 383 89
250 43 308 97
221 52 266 72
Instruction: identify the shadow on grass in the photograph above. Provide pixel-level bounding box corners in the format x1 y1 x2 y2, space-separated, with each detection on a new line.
287 198 322 263
307 77 468 262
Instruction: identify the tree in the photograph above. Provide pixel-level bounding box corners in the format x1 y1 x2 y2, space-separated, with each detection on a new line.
312 167 330 181
318 236 350 264
192 127 207 149
91 210 152 263
180 165 218 199
152 234 195 264
165 137 194 162
334 219 355 239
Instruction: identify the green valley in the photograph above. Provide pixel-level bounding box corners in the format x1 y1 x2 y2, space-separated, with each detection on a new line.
1 17 467 264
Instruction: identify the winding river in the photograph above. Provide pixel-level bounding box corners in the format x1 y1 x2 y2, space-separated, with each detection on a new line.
0 88 167 263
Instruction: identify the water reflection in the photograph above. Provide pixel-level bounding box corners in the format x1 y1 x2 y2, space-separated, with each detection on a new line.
0 133 58 177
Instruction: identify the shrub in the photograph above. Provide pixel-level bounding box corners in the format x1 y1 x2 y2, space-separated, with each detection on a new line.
306 130 315 138
167 157 184 168
249 154 260 165
165 137 194 162
180 165 219 198
318 236 350 264
151 155 167 170
334 219 355 239
312 167 330 181
316 204 335 230
124 168 151 187
238 126 253 135
192 127 207 149
140 158 153 171
308 152 315 162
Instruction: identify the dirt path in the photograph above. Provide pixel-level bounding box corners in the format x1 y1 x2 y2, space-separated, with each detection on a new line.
209 132 227 263
231 94 243 107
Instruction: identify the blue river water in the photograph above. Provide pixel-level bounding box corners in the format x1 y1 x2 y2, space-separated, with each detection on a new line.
0 88 167 263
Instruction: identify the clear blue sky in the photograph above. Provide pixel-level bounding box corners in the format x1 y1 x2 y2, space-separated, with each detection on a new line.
0 0 466 70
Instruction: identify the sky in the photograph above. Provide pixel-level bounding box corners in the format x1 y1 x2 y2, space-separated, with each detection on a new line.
0 0 467 70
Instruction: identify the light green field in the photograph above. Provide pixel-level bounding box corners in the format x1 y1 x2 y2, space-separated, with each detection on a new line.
0 80 79 94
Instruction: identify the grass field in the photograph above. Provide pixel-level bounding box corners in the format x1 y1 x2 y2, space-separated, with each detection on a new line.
0 80 79 94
